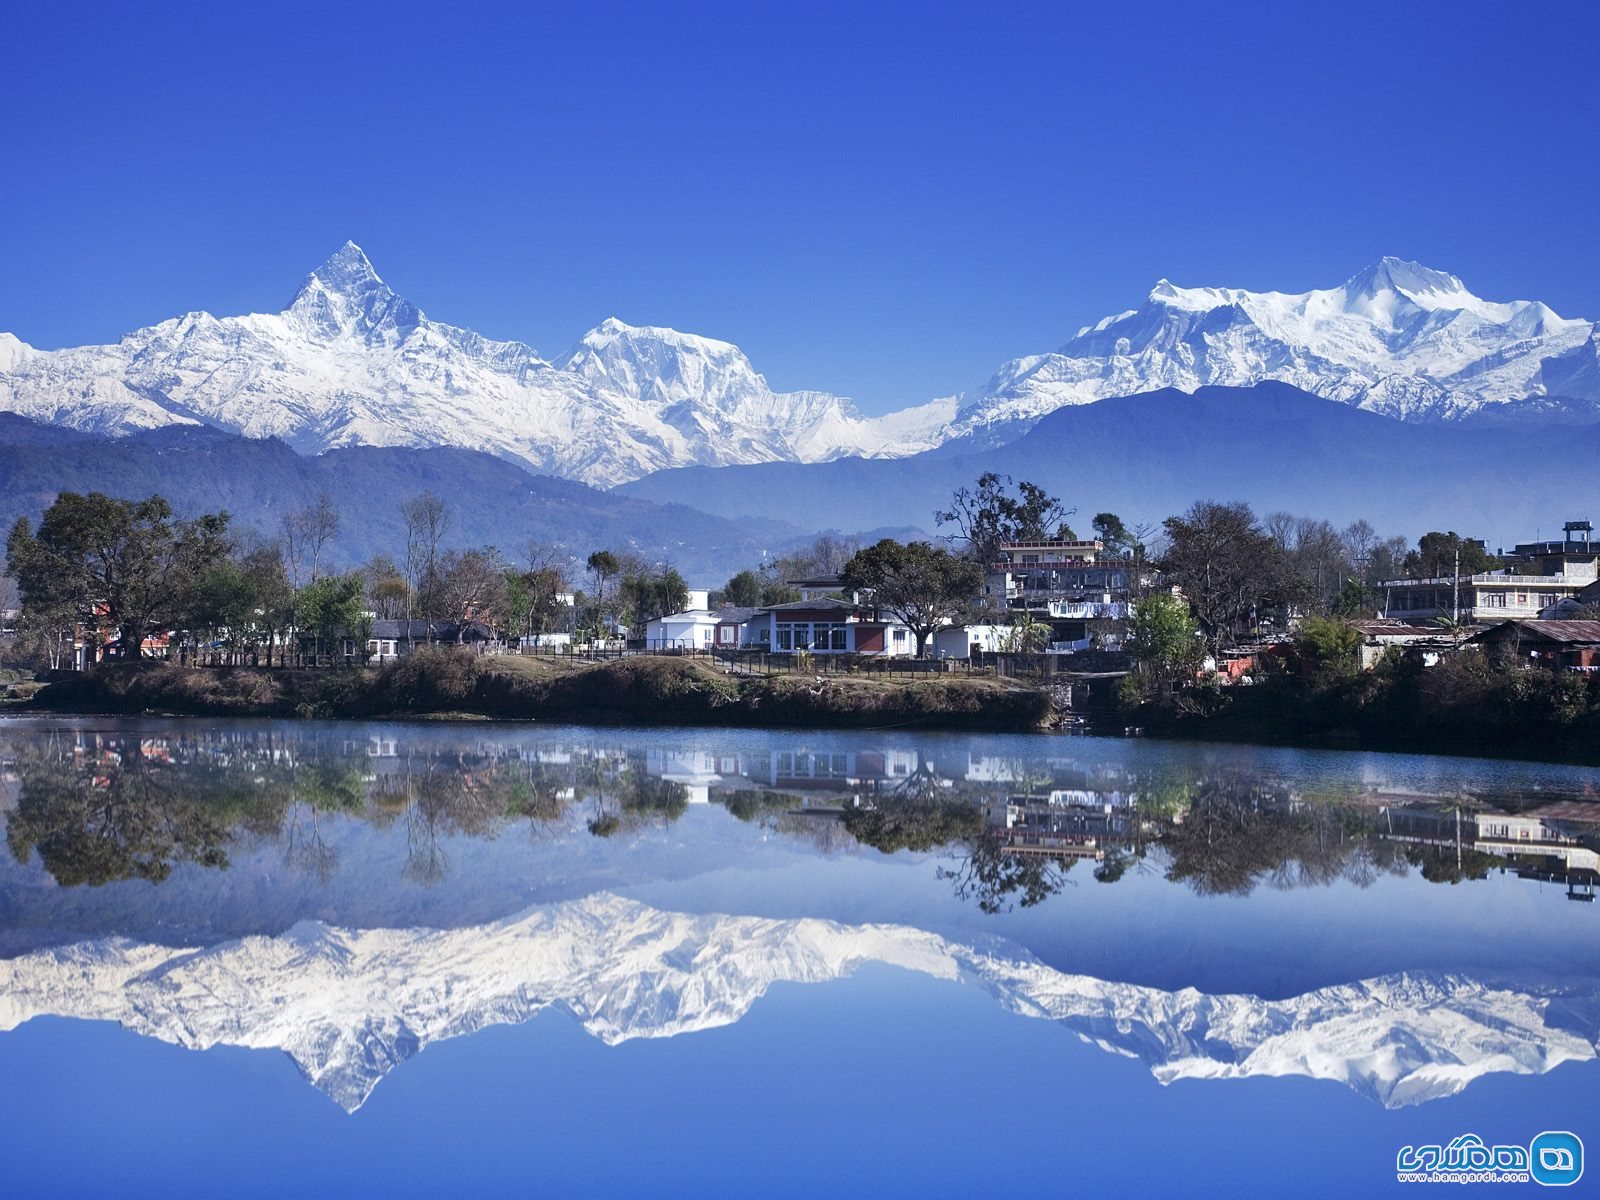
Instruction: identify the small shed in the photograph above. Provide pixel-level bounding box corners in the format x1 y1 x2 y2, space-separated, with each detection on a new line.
1468 620 1600 669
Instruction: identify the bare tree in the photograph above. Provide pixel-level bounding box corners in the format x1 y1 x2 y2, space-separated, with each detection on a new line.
362 554 411 620
402 492 450 631
280 493 340 585
435 547 509 636
1341 520 1379 575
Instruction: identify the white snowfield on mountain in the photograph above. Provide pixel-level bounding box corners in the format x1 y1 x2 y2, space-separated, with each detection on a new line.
0 247 1595 485
0 894 1592 1113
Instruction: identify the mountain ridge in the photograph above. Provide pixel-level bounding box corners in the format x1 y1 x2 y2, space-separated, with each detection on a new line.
617 381 1600 540
0 413 805 580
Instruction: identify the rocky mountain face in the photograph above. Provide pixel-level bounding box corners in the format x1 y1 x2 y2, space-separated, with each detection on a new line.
0 893 1590 1112
1 249 1592 488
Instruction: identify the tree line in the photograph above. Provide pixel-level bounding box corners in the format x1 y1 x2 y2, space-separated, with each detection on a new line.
2 489 694 666
2 475 1507 668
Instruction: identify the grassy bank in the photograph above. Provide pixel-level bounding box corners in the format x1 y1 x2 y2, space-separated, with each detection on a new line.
25 650 1055 732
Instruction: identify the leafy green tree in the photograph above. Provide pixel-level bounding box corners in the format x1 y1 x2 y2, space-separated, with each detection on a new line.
586 550 621 604
935 473 1076 563
1126 592 1202 693
6 492 232 660
998 611 1050 652
298 572 369 660
1091 512 1134 554
500 568 532 641
193 559 262 660
363 555 411 620
241 544 295 666
1330 577 1369 617
1405 531 1499 579
841 539 984 657
722 569 764 608
1295 616 1363 681
620 566 690 634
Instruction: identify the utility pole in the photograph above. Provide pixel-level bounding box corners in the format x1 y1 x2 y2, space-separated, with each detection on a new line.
1452 545 1460 624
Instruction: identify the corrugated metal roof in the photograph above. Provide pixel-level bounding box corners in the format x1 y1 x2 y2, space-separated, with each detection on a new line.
1472 620 1600 644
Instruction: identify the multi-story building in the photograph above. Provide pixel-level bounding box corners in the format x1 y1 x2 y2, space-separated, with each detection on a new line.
1377 519 1598 624
982 539 1143 648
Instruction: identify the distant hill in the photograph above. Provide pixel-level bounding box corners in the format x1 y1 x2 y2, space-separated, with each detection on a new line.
0 415 803 582
616 382 1600 545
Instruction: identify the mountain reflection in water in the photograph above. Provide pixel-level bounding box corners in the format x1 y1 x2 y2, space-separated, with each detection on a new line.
2 893 1594 1112
3 719 1598 1118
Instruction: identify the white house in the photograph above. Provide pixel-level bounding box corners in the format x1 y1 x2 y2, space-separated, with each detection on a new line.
644 609 722 650
931 624 1010 659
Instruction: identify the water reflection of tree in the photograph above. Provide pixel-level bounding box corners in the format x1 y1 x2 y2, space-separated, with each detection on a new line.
838 790 1072 913
4 733 596 888
6 743 235 886
842 798 983 853
941 834 1076 914
588 769 689 838
1156 780 1412 896
1406 843 1501 884
281 758 367 882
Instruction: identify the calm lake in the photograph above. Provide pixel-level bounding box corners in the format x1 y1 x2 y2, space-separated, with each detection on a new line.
1 716 1596 1198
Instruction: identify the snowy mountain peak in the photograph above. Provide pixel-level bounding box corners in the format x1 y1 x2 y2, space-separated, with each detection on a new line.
561 317 776 416
282 241 422 344
1145 277 1251 312
572 316 743 361
950 257 1599 437
0 248 1595 482
1342 256 1467 302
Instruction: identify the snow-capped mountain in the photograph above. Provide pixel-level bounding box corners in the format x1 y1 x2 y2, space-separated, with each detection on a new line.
1 249 1594 486
948 257 1598 440
0 893 1591 1112
0 243 946 487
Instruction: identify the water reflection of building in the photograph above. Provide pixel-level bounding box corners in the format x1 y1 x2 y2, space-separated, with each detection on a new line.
985 794 1140 860
1377 802 1599 902
759 749 924 793
645 749 739 804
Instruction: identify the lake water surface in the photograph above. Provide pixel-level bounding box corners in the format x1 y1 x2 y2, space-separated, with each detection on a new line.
1 717 1596 1197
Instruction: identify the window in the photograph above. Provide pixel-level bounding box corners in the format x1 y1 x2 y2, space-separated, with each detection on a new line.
831 625 847 650
776 625 793 651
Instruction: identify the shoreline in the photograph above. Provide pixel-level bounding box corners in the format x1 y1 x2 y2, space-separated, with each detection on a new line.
17 653 1058 734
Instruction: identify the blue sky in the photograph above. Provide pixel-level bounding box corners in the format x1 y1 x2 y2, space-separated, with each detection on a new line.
3 0 1598 414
